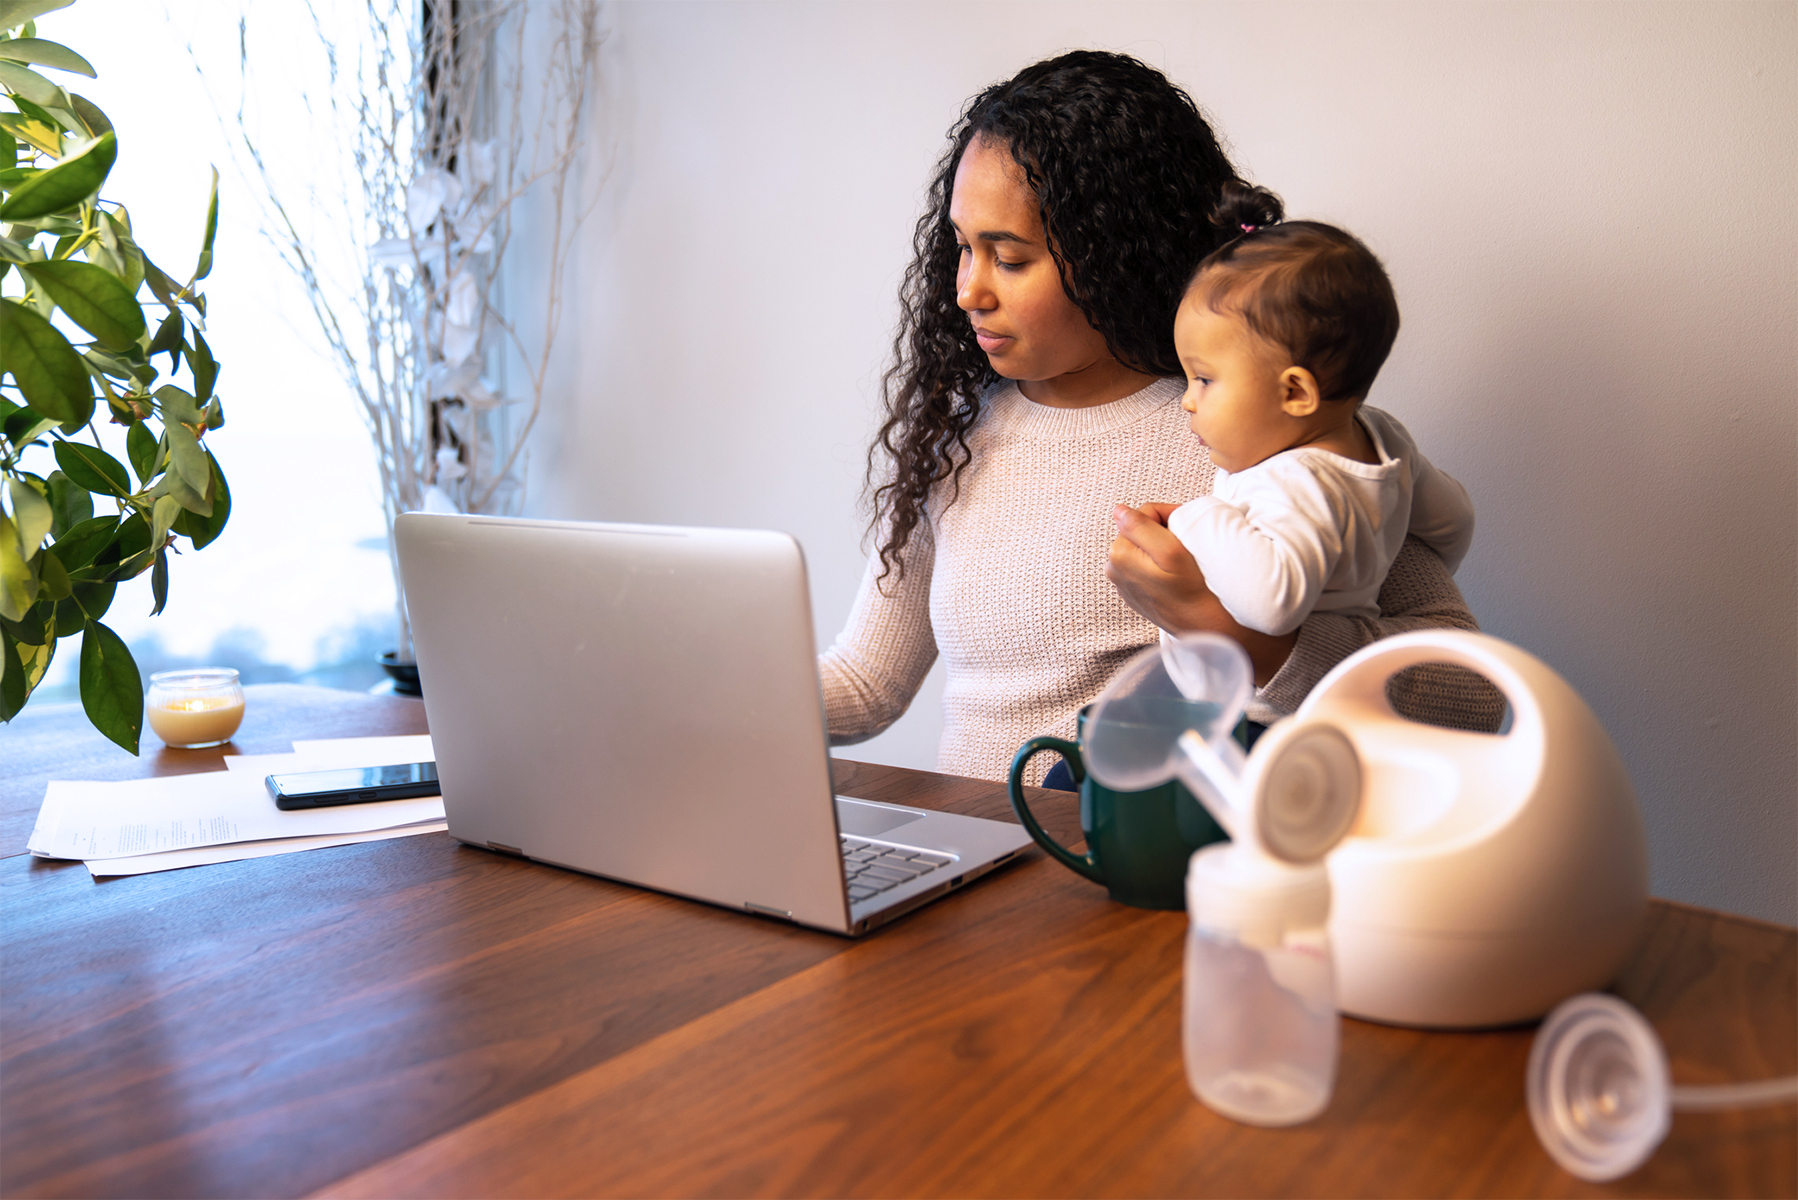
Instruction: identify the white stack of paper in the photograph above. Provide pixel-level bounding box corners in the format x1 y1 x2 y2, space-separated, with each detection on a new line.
28 735 445 878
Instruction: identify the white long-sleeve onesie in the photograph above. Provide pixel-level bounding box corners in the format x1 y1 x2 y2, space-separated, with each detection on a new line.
1166 407 1474 637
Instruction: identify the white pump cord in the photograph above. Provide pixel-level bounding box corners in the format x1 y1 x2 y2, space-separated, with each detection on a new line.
1670 1077 1798 1111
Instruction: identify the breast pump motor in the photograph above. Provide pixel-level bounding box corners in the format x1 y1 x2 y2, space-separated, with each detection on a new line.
1084 629 1650 1030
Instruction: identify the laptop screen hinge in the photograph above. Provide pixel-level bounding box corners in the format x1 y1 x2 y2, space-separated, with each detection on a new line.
486 841 526 857
744 901 794 921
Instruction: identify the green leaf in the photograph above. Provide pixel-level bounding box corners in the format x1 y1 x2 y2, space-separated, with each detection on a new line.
30 260 144 345
7 214 79 239
0 297 92 423
0 59 65 109
53 577 109 633
0 2 75 34
140 254 181 312
184 329 217 399
51 439 131 497
79 619 140 754
81 235 120 277
21 259 145 349
49 511 114 569
0 123 13 167
156 386 211 495
148 492 179 555
0 130 113 221
2 404 56 447
146 310 182 361
99 509 153 581
0 37 96 77
0 107 62 158
0 512 38 619
100 212 142 295
66 92 109 138
7 474 52 550
172 450 229 548
0 616 53 719
192 166 217 283
17 625 52 695
45 468 90 536
156 382 201 421
1 598 46 643
148 544 166 615
125 419 156 483
83 345 148 384
152 464 208 516
35 542 68 599
0 626 21 720
39 103 83 136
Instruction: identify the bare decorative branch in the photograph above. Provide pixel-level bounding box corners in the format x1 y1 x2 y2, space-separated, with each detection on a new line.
217 0 600 659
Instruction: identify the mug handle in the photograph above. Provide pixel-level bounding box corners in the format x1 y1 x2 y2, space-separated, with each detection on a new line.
1008 737 1105 885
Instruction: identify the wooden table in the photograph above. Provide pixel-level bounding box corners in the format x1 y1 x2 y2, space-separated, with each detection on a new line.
2 685 1792 1198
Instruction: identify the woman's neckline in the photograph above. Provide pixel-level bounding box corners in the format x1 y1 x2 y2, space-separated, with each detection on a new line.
992 377 1185 439
1016 361 1161 410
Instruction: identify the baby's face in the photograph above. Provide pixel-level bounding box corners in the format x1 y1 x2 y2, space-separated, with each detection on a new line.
1174 296 1298 474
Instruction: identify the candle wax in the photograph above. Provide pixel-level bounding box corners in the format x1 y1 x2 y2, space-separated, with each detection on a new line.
147 694 246 747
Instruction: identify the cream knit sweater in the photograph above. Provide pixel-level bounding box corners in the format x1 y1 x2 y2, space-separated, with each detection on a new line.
819 379 1491 784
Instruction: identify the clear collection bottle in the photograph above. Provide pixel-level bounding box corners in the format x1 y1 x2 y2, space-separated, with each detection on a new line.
1183 844 1337 1127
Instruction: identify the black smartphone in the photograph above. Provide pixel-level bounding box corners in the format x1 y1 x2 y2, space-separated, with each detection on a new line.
266 762 440 810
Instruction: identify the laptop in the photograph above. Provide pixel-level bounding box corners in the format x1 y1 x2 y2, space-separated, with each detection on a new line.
394 512 1034 935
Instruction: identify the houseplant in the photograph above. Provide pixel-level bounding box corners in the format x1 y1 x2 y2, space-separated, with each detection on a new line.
0 0 227 753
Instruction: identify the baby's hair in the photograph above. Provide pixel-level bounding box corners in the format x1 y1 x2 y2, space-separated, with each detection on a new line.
1190 182 1401 404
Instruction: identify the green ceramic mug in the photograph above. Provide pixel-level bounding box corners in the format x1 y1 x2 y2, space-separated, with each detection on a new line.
1008 705 1230 910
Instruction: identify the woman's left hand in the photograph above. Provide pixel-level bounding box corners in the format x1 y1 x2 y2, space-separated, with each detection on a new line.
1106 503 1298 686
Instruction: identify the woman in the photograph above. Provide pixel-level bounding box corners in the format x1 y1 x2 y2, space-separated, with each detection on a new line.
820 51 1493 785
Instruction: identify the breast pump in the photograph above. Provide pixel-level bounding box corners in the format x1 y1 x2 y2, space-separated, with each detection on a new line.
1086 631 1791 1163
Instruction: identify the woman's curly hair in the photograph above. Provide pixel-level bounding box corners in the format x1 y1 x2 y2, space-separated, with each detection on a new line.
867 50 1242 585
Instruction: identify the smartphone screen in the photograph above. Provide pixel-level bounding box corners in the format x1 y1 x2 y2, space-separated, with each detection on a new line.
266 762 440 810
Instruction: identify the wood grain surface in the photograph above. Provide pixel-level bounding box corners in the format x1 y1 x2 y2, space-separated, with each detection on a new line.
315 893 1795 1200
1 690 1791 1199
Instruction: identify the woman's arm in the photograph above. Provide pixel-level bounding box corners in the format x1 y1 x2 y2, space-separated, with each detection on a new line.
1107 504 1503 730
817 528 941 745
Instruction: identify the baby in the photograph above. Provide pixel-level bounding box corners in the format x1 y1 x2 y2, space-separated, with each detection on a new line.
1167 184 1473 637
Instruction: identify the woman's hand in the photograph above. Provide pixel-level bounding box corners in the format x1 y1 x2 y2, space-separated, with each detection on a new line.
1106 503 1298 686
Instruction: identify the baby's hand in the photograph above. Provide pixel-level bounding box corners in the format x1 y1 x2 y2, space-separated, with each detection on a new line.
1113 501 1180 530
1107 503 1211 616
1108 500 1296 685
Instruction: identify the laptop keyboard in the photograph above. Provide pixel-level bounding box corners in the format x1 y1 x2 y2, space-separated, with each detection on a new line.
840 837 955 904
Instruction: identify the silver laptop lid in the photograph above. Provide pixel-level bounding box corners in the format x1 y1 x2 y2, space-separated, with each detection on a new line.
396 513 851 931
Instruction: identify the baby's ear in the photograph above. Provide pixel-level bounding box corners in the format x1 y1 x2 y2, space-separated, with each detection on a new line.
1280 367 1321 417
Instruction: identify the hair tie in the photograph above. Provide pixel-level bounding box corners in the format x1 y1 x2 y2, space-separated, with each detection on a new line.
1240 223 1258 233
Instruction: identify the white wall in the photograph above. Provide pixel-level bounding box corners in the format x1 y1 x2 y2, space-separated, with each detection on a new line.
531 1 1797 925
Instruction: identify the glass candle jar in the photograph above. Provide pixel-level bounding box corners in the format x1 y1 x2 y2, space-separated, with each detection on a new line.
145 668 246 749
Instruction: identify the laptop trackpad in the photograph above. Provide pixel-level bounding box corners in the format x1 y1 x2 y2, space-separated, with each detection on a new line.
836 797 927 838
